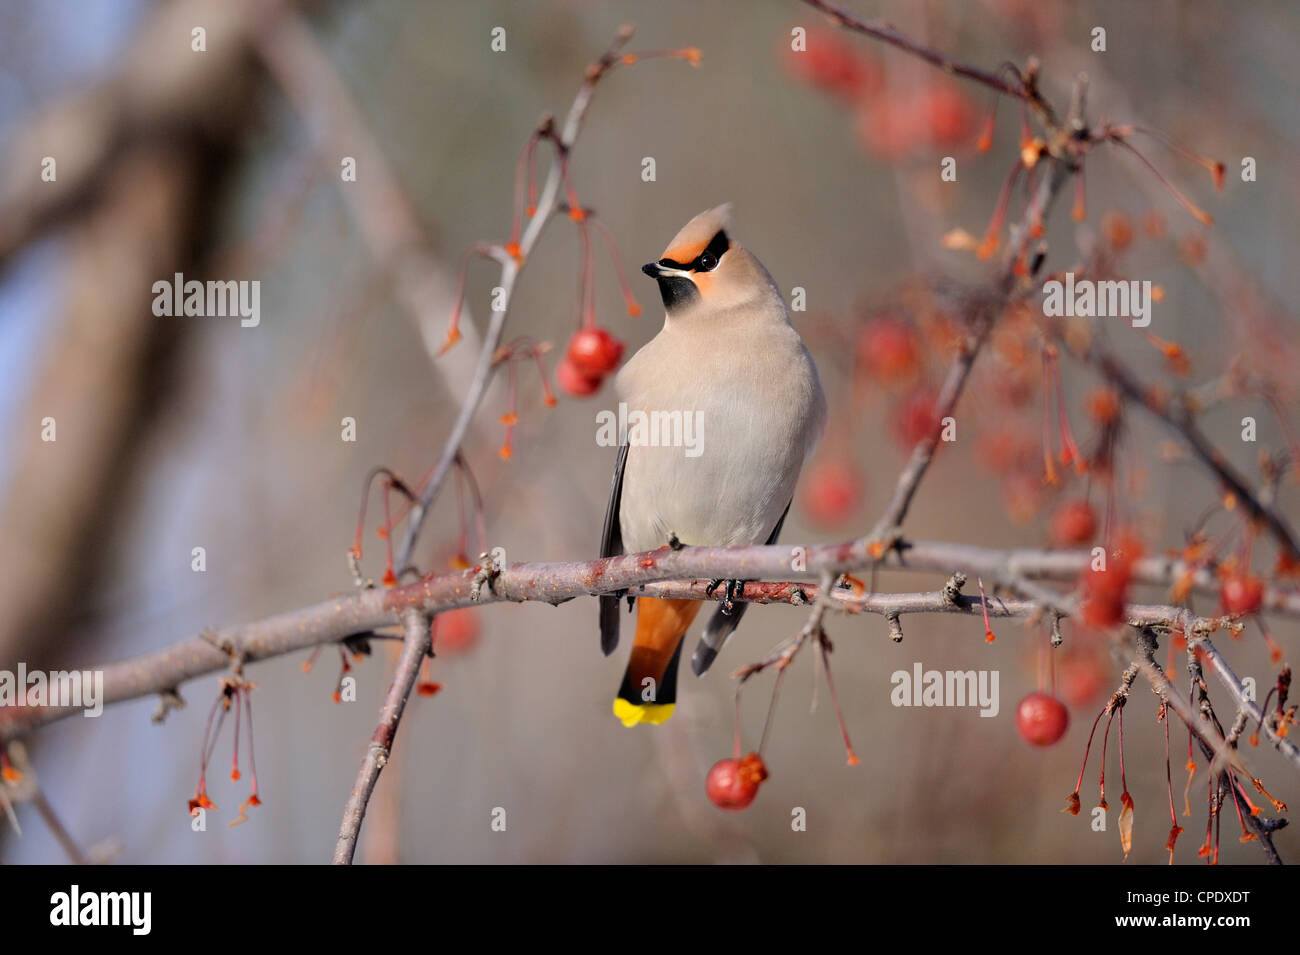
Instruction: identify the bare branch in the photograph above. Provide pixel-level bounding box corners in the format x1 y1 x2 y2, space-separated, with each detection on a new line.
3 536 1290 748
333 608 430 865
868 130 1075 550
1079 340 1300 559
1195 635 1300 770
1129 631 1283 863
798 0 1037 106
393 25 652 573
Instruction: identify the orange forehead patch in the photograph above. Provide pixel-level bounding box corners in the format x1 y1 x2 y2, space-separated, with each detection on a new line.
659 204 732 264
663 237 709 264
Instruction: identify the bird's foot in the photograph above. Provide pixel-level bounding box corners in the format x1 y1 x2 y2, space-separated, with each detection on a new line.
667 532 685 551
706 578 747 615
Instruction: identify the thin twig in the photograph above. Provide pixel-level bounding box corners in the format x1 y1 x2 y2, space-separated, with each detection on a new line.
867 133 1074 551
1129 630 1283 863
1080 341 1300 559
798 0 1038 106
1194 634 1300 769
393 25 646 574
332 607 430 865
30 790 90 865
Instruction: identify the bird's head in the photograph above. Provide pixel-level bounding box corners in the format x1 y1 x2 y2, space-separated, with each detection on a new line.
641 204 779 316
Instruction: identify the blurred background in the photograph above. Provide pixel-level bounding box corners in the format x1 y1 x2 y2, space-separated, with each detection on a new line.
0 0 1297 863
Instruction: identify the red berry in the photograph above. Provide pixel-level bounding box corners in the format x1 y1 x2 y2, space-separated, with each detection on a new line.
923 85 975 146
566 327 625 378
1220 574 1264 617
801 459 863 527
435 607 478 654
555 358 603 397
1081 580 1125 628
891 387 939 449
1050 499 1097 546
784 30 880 100
1015 692 1069 746
705 752 769 811
1079 534 1142 628
857 316 920 385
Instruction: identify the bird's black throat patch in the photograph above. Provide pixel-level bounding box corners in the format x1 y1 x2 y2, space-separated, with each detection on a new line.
656 275 701 312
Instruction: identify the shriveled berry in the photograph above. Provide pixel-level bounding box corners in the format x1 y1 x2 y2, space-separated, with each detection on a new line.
706 752 769 810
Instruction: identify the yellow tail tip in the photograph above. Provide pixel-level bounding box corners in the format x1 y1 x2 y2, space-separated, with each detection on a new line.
613 698 675 727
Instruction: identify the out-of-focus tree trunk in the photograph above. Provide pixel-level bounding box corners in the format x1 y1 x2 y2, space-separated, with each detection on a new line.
0 0 290 670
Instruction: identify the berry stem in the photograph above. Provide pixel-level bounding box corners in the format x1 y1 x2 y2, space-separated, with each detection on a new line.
976 576 996 643
818 632 859 766
758 664 787 758
732 686 743 759
591 217 641 318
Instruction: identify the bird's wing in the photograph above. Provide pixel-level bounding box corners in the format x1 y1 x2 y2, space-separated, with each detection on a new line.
599 442 629 656
690 497 792 676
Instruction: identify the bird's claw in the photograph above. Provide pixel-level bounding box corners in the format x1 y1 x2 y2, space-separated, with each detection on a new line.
706 578 747 615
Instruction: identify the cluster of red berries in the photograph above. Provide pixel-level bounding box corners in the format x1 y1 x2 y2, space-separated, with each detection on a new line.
800 315 942 528
785 28 976 160
557 326 625 397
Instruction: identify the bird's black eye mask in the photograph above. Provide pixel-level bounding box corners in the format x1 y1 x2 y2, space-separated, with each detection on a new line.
657 229 731 274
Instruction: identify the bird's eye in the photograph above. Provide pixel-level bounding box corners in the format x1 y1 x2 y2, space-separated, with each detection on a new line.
697 250 718 272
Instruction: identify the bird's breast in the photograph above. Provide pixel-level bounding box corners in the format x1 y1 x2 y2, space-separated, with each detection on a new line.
615 321 825 553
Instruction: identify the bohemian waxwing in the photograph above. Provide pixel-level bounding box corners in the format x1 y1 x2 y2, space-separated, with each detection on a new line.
599 204 827 726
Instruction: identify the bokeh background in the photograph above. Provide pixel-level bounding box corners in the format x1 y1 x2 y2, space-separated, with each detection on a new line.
1 0 1297 863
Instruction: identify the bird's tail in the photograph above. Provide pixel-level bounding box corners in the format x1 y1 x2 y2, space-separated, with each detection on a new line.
614 597 702 726
690 602 750 676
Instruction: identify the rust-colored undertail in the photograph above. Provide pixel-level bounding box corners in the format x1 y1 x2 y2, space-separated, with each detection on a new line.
613 597 703 726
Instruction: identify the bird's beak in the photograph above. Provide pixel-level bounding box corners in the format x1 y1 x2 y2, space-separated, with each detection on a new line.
642 261 691 280
642 260 701 311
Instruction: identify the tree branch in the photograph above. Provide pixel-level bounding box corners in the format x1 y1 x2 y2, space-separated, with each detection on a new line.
393 25 653 574
867 119 1074 550
332 607 429 865
1193 635 1300 770
1079 340 1300 560
1130 631 1284 864
798 0 1039 106
4 537 1291 753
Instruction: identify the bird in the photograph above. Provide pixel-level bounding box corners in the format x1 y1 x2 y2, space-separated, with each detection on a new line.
600 204 826 727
